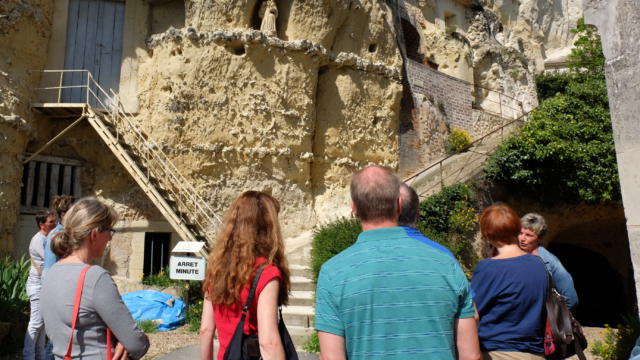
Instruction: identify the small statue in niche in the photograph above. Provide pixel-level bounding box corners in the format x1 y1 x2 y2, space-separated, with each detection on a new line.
259 0 278 37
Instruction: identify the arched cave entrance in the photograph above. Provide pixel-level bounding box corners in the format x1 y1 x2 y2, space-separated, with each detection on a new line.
401 18 422 62
546 224 636 327
548 243 635 326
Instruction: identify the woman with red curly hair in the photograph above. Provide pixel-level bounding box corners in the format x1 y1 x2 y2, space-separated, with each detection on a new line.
200 191 291 360
471 204 548 360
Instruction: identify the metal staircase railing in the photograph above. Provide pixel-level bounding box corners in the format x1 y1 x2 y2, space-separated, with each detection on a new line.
404 109 533 198
33 70 221 250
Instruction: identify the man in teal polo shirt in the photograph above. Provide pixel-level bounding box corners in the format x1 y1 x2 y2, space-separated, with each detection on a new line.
315 166 480 360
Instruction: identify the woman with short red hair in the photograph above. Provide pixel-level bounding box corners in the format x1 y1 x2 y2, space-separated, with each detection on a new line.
471 204 548 359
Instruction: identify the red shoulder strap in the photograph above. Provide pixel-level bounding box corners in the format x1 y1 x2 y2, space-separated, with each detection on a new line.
64 265 92 360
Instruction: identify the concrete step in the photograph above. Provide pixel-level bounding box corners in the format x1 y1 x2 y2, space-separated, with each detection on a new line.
291 276 314 291
290 264 312 278
287 325 316 349
289 290 314 307
282 305 315 328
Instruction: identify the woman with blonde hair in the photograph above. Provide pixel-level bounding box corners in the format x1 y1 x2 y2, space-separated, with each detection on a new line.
200 191 291 360
41 197 149 360
471 204 547 359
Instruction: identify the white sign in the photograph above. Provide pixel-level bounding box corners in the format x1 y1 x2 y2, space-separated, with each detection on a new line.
171 241 206 254
169 256 206 280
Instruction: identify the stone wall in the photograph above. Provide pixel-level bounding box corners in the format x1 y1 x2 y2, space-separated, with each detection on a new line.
133 0 403 237
0 0 53 253
584 0 640 313
406 59 473 132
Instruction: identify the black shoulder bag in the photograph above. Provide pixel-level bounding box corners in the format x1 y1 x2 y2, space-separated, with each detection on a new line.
543 271 587 360
223 263 299 360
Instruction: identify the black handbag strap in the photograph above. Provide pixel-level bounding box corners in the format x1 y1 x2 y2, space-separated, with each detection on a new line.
242 263 268 314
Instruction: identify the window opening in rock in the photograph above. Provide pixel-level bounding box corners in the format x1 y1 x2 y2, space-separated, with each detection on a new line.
368 43 377 53
143 232 171 277
401 19 422 62
149 0 185 35
444 11 457 33
20 155 82 214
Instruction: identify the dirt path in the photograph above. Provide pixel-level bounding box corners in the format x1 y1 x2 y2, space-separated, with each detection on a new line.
142 326 200 360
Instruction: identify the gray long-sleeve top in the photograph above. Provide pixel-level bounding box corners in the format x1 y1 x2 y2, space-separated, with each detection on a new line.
41 263 149 359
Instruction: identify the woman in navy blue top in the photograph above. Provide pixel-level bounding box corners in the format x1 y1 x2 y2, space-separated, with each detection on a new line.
471 204 547 359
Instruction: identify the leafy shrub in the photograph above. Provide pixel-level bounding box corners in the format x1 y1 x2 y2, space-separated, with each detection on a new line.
592 315 640 360
141 268 179 288
449 128 473 153
484 19 618 205
416 184 479 271
0 256 30 353
136 319 158 333
310 218 361 282
185 299 203 333
535 73 571 102
0 256 30 322
303 332 320 353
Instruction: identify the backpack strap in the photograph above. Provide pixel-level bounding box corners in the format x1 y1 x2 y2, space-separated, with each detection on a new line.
243 263 268 314
64 265 92 360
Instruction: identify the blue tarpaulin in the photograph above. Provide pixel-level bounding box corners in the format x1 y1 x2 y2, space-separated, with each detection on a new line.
122 290 186 331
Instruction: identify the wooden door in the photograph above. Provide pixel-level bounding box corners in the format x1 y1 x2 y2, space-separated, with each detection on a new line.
62 0 125 107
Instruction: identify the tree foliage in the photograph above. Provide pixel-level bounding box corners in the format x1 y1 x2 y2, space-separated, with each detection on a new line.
485 19 619 204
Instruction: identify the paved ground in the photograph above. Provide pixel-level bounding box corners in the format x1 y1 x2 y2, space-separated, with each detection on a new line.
154 344 319 360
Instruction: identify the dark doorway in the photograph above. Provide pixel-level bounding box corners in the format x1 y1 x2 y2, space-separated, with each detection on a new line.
143 232 171 276
401 19 422 62
548 243 636 326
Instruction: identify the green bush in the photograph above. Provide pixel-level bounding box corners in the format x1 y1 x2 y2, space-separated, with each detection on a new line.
592 315 640 360
310 218 361 282
449 128 473 153
136 319 158 333
0 256 30 322
0 255 30 354
484 18 618 205
303 332 320 353
185 299 203 333
415 184 479 271
141 268 179 288
535 73 572 102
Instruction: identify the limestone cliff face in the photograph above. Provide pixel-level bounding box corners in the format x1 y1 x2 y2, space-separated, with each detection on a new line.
0 0 52 252
481 0 583 68
136 1 402 236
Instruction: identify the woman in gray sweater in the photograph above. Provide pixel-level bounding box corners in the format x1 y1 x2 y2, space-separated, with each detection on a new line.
41 197 149 359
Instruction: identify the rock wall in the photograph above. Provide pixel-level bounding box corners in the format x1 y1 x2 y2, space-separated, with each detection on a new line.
0 0 53 252
135 0 402 236
481 0 583 69
584 0 640 315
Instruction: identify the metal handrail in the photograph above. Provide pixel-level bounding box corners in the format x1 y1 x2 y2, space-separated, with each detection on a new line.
32 70 221 239
403 110 531 187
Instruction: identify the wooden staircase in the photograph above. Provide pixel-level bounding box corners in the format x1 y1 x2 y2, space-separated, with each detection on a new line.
32 70 221 253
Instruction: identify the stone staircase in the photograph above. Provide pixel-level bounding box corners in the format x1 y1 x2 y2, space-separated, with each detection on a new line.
405 112 529 197
282 231 316 348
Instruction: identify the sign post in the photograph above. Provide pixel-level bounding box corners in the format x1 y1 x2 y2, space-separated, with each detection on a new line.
169 241 206 281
